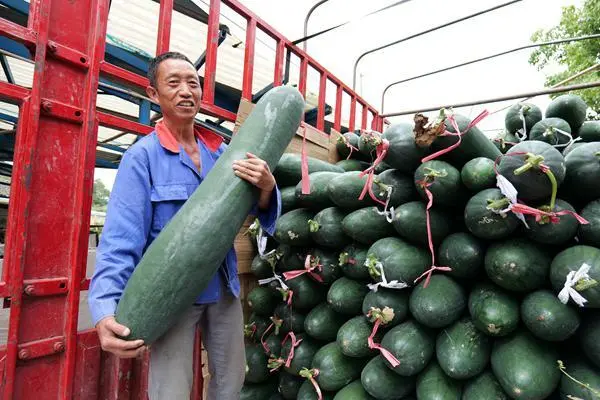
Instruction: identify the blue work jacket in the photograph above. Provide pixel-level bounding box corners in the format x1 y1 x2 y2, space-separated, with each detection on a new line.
88 121 280 326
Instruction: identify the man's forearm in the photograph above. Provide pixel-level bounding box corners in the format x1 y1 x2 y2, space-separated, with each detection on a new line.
258 188 274 210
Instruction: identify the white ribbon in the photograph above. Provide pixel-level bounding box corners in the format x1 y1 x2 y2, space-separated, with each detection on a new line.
493 174 529 228
375 185 395 223
367 261 408 292
515 105 528 142
546 127 580 149
258 273 289 291
558 263 592 307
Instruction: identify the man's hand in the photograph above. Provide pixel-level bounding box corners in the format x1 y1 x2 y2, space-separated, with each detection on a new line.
96 316 145 358
233 152 276 192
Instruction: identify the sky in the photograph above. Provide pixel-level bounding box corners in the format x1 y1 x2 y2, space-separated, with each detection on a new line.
95 0 585 189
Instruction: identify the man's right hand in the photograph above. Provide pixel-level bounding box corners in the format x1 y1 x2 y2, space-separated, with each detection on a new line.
96 316 145 358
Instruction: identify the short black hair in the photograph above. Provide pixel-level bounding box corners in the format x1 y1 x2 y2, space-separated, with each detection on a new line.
147 51 195 87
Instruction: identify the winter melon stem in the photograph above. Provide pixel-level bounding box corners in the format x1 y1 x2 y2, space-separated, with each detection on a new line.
513 153 545 175
558 360 600 397
487 197 510 210
308 219 320 233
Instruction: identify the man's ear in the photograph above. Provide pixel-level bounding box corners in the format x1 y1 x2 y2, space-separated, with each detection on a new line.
146 86 159 102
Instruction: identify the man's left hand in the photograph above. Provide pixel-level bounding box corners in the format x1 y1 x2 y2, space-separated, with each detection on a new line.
233 152 276 192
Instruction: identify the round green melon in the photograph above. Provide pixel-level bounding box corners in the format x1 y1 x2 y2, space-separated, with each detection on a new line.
361 355 415 399
409 275 466 329
505 102 543 135
550 245 600 308
545 93 588 132
468 283 520 337
438 232 485 279
380 320 436 376
521 290 580 341
579 200 600 247
461 157 497 192
529 117 572 147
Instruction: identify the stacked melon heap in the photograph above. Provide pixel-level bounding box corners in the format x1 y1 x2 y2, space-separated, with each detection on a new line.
240 93 600 400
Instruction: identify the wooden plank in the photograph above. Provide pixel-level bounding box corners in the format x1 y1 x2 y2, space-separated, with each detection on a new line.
328 128 342 163
233 216 255 275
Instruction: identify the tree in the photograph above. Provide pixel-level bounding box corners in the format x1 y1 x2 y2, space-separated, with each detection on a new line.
92 179 110 212
528 0 600 112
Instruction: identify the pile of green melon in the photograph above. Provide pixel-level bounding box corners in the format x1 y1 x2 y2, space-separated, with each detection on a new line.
241 93 600 400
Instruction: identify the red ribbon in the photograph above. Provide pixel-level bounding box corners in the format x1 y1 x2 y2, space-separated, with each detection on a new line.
413 183 452 288
510 203 589 225
340 135 359 160
283 255 324 283
281 332 303 368
368 319 400 367
261 322 275 353
301 125 311 195
286 290 294 306
421 110 489 163
358 139 390 206
308 369 322 400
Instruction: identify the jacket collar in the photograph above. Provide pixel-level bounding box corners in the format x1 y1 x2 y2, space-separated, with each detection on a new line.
155 120 223 153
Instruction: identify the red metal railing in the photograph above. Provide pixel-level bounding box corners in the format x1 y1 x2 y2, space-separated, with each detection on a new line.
0 0 383 398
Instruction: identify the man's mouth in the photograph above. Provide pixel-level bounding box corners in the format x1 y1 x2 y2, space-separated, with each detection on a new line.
177 101 195 108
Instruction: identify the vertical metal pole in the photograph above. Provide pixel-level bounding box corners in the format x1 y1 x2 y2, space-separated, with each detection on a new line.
202 0 221 105
361 103 367 130
274 40 285 87
334 85 342 132
317 72 326 131
349 96 356 132
242 18 256 100
156 0 174 55
298 57 308 98
303 0 330 52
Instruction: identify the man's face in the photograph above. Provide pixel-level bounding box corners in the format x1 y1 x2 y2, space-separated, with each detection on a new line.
147 58 202 123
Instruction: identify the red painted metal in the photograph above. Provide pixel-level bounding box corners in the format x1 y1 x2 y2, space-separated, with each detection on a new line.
299 57 308 98
0 82 29 104
100 61 149 88
200 101 238 122
97 112 154 135
17 336 65 361
47 40 90 70
349 95 357 132
191 328 204 400
242 18 256 100
202 0 221 105
334 85 342 132
274 40 285 86
0 282 6 299
156 0 174 55
317 72 326 131
361 103 368 130
22 278 69 297
40 98 85 124
0 18 36 47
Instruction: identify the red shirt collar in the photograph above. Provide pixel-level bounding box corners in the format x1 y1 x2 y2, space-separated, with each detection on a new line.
155 120 223 153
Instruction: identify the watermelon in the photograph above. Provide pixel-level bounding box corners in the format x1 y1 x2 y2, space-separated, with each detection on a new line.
525 199 580 245
274 303 305 335
274 153 343 187
462 370 509 400
359 131 383 159
414 160 463 208
295 171 340 210
564 142 600 204
484 238 551 292
297 379 335 400
416 361 462 399
464 188 519 240
279 372 304 400
333 380 375 400
468 283 520 337
545 93 588 132
497 140 566 202
491 331 561 399
245 343 271 383
521 290 580 342
374 168 417 207
549 245 600 308
336 159 370 172
281 333 321 376
251 253 276 280
436 318 492 379
327 277 370 316
281 186 298 213
579 200 600 247
339 244 370 280
438 232 485 279
310 248 342 285
311 342 367 392
336 132 360 159
392 201 452 246
361 356 415 399
241 381 279 400
580 311 600 368
493 130 519 154
366 237 430 285
558 358 600 400
245 313 271 342
304 303 348 342
328 171 376 210
382 122 426 173
529 118 572 147
409 275 466 329
342 207 396 245
505 102 543 135
461 157 497 192
337 316 377 358
284 274 325 311
380 319 436 376
248 286 280 317
274 208 315 246
362 288 409 328
578 121 600 142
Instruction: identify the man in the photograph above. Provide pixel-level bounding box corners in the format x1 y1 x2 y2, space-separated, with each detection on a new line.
88 51 280 399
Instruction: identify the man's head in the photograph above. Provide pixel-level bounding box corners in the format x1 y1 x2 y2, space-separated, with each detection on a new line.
146 52 202 124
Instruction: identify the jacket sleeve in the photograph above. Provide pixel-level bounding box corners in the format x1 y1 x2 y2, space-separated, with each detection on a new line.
88 149 152 326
